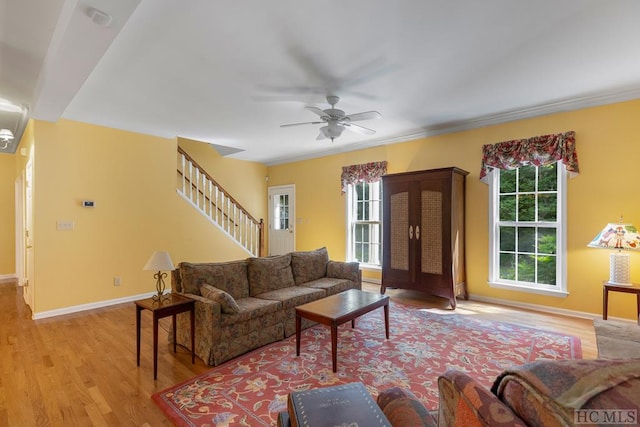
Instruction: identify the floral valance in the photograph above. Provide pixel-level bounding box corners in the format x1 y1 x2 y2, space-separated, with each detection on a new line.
341 161 388 193
479 130 579 183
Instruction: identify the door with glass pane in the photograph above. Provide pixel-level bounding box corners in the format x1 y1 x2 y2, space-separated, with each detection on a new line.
268 185 295 256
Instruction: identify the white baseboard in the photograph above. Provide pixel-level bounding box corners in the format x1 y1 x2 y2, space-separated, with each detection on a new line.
469 294 599 320
0 274 17 281
32 289 173 320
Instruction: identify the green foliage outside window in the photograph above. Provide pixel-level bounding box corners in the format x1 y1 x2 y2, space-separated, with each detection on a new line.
497 163 558 286
351 181 381 265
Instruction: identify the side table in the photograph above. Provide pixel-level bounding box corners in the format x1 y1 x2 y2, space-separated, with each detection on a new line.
135 293 195 380
602 281 640 321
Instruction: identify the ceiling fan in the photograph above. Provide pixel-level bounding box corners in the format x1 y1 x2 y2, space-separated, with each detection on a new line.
280 95 382 142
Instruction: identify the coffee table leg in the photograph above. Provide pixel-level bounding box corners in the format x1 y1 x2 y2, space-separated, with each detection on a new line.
172 314 177 353
153 313 159 380
331 325 338 372
190 307 195 364
384 303 389 339
296 313 301 357
136 306 141 366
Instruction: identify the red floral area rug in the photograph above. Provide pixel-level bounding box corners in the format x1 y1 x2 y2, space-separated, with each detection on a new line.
152 301 581 426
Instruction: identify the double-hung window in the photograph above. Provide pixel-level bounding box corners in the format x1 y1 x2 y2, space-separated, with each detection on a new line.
346 180 382 266
482 131 578 297
488 163 567 295
342 161 387 267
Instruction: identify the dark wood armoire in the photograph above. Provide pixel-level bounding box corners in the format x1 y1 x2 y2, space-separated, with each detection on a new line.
381 167 468 309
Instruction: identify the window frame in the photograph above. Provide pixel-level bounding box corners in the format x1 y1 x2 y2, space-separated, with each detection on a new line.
487 163 569 297
346 179 382 269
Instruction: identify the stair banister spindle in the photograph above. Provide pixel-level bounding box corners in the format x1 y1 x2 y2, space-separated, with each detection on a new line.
176 146 264 256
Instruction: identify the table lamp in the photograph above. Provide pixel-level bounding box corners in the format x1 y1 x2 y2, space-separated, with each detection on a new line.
588 219 640 285
143 251 175 299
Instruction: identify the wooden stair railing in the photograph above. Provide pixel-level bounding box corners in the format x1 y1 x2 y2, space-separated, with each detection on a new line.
177 147 264 257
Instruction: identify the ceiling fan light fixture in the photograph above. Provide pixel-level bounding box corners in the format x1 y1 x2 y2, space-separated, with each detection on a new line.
0 128 14 141
320 124 345 140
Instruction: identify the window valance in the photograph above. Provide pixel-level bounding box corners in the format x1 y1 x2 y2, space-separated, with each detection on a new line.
341 161 388 193
479 130 579 183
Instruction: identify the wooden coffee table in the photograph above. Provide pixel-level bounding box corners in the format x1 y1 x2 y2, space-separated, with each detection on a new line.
295 289 390 372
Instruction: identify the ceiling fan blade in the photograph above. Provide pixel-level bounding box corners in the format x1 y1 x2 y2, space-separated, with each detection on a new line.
344 123 376 135
280 121 323 128
345 111 382 122
305 106 329 118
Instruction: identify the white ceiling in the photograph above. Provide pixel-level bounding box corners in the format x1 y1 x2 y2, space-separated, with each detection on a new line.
2 0 640 163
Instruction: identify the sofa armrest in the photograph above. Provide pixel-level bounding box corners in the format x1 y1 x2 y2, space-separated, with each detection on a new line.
174 293 223 356
377 387 436 427
326 261 361 289
438 370 526 427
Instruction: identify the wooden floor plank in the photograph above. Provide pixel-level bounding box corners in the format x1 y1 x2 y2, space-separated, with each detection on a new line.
0 279 597 426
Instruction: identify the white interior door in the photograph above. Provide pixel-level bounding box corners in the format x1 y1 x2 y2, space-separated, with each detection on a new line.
268 185 295 256
14 174 24 286
24 158 34 310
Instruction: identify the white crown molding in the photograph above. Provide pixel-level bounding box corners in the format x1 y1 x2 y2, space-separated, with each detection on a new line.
265 86 640 166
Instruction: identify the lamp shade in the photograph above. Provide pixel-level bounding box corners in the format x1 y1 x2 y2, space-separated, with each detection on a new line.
588 222 640 285
143 251 175 271
587 223 640 251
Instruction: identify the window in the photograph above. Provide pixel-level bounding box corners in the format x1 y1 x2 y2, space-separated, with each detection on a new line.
347 180 382 267
488 163 568 296
273 194 289 230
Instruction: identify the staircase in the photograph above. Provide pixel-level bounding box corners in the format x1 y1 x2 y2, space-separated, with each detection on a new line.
176 147 264 257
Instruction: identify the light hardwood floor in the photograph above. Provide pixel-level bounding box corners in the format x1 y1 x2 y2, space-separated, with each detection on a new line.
0 279 597 426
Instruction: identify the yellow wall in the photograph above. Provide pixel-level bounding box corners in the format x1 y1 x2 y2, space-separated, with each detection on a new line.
0 153 15 275
21 119 266 315
5 100 640 320
267 99 640 320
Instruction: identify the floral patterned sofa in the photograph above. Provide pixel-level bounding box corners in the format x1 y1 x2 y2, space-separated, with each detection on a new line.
170 247 361 366
377 359 640 426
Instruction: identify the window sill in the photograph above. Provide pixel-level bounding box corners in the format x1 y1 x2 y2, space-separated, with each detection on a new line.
357 264 381 272
489 281 569 298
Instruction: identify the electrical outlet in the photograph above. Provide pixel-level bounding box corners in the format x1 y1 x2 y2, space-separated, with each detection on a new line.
56 220 74 231
113 276 121 286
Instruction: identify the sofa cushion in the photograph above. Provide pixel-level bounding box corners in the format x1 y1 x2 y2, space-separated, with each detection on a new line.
255 286 325 309
301 277 353 296
220 297 282 326
201 284 241 314
248 254 295 296
291 247 329 285
178 260 249 299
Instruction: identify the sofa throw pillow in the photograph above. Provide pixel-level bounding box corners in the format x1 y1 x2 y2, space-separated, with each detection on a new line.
248 254 295 296
291 247 329 285
200 284 241 314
